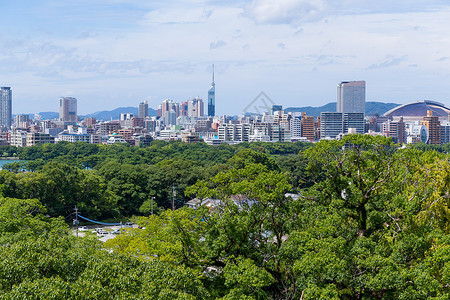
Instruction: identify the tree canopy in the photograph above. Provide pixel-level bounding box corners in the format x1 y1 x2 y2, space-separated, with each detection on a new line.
1 136 450 298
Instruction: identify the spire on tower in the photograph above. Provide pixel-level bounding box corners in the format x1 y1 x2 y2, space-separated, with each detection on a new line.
208 64 216 117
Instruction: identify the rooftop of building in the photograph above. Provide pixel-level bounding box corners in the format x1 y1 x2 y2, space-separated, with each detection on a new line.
383 100 450 119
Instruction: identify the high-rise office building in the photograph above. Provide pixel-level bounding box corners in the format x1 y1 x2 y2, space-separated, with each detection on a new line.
59 97 77 123
337 81 365 113
320 112 343 139
320 112 364 139
138 101 149 119
343 112 365 134
0 87 12 129
208 64 215 117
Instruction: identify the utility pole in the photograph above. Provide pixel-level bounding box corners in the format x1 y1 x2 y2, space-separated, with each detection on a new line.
151 196 154 215
172 184 176 211
74 206 79 237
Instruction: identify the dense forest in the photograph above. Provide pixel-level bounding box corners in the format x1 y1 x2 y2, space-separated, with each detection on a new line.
0 136 450 299
0 141 313 218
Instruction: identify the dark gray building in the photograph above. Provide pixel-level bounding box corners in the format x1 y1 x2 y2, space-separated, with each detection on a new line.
0 87 12 129
320 112 343 139
343 112 365 134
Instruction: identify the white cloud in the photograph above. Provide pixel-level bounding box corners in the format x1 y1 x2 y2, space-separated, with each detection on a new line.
243 0 449 26
367 56 408 70
3 1 450 114
210 40 227 49
244 0 327 25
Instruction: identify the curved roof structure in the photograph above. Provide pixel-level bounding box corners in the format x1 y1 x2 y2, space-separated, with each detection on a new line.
383 100 450 119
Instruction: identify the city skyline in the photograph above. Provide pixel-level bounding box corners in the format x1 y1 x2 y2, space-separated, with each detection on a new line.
1 1 450 115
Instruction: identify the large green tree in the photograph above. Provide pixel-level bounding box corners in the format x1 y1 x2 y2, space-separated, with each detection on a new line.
281 135 450 298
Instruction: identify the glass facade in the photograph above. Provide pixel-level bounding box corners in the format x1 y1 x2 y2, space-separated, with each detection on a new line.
208 65 215 117
337 81 365 113
0 87 12 129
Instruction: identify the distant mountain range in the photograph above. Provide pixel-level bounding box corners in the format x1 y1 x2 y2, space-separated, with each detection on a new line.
28 102 399 121
285 101 400 118
29 107 158 121
34 112 59 120
82 107 158 120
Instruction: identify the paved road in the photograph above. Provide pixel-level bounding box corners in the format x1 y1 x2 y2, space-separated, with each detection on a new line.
72 225 135 242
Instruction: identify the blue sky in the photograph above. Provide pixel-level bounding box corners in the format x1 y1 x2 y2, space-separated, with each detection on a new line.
1 0 450 115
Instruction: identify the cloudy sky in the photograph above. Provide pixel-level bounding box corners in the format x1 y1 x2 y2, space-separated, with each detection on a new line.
1 0 450 115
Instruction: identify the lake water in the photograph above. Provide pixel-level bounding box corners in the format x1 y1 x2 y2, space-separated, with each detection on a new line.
0 160 22 170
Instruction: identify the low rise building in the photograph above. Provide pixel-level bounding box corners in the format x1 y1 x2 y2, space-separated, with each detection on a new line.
9 130 27 147
26 132 55 147
58 133 91 143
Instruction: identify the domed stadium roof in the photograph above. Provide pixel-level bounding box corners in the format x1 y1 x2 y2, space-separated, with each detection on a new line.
383 100 450 119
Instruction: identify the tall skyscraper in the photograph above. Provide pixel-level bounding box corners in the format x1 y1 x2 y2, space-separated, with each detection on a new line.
337 81 365 113
188 97 204 118
160 99 179 118
59 97 77 123
138 101 149 119
208 64 215 117
0 87 12 129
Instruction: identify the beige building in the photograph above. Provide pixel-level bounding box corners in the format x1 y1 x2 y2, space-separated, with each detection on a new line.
26 132 55 147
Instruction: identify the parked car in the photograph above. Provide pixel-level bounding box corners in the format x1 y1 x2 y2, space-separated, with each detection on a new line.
92 228 107 234
124 222 133 228
78 226 89 231
111 228 122 235
97 231 108 237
